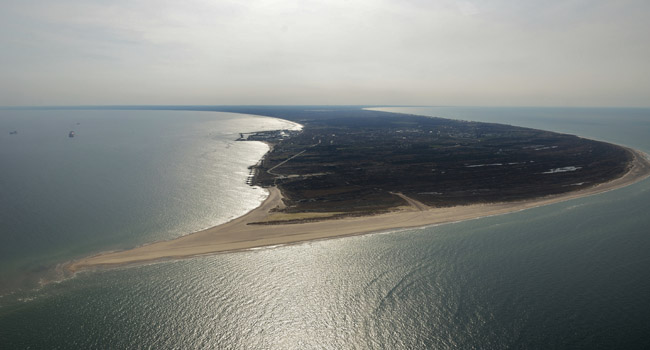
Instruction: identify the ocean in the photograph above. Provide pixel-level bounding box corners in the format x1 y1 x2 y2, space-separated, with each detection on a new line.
1 107 649 349
0 109 300 293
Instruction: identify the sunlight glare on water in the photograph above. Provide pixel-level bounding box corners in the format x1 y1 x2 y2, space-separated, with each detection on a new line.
1 107 650 349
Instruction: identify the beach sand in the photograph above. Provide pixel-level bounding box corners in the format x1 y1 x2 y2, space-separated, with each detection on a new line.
67 147 650 272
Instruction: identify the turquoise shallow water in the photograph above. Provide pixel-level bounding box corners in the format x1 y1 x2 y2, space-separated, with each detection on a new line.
1 107 650 349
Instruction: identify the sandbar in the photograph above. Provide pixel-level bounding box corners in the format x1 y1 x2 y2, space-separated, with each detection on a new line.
66 147 650 272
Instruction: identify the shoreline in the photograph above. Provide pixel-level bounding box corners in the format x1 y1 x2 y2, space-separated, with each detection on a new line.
66 146 650 272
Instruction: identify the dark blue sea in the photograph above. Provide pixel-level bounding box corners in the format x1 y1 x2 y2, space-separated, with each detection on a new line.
1 107 649 349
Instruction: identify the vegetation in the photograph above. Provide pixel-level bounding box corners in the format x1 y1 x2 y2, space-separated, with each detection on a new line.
214 107 632 217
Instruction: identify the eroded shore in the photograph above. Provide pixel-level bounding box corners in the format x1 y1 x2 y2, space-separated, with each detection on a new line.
66 147 650 272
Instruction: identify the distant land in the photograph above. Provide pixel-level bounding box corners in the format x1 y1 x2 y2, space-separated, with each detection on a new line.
67 106 650 270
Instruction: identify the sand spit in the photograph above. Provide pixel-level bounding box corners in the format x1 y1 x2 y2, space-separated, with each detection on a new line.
67 147 650 272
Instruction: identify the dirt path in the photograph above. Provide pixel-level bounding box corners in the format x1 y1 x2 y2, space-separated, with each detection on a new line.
392 192 430 211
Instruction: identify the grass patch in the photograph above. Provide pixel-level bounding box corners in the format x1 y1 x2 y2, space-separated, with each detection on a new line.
262 211 345 222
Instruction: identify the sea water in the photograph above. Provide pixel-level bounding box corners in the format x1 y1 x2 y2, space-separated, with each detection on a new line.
1 107 649 349
0 109 300 293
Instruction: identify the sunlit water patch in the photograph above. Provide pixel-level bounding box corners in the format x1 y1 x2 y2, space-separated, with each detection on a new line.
0 109 300 294
2 107 650 349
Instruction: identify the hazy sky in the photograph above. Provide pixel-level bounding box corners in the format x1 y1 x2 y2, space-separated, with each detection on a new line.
1 0 649 106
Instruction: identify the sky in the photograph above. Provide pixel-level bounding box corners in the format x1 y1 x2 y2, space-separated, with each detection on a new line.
1 0 649 107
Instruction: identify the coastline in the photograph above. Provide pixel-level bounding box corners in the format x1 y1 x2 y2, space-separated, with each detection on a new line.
66 146 650 272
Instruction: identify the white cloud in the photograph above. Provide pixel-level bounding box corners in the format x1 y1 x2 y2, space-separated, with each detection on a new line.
0 0 649 106
456 1 480 16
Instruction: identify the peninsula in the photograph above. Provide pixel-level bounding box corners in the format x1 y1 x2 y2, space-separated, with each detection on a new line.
67 107 650 271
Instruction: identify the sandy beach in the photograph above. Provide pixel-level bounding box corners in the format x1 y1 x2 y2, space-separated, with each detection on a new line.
67 147 650 272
